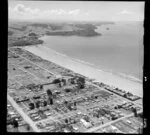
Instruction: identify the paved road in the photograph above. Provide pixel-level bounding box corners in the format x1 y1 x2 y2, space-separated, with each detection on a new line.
10 63 46 84
9 49 58 77
9 48 142 107
7 94 41 132
85 109 142 132
8 47 143 132
87 81 142 108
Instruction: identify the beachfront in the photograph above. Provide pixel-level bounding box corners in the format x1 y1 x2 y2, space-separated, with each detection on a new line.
7 46 143 133
24 45 143 97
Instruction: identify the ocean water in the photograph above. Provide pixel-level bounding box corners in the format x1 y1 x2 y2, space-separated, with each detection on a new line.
41 21 143 83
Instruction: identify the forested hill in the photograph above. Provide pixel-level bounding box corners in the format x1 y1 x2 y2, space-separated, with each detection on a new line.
8 21 114 47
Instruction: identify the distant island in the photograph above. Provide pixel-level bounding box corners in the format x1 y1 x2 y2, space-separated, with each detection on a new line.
8 21 115 47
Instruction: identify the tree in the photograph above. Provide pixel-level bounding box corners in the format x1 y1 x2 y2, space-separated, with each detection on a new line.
65 118 69 124
40 85 43 90
35 101 40 108
28 32 37 37
62 79 66 86
65 88 71 93
26 124 30 131
68 104 72 111
138 127 143 134
64 101 68 105
47 89 52 96
26 83 36 90
59 83 62 87
7 114 12 125
84 115 90 122
76 77 85 89
52 79 61 84
43 100 47 106
117 105 121 109
114 106 118 109
123 93 128 98
38 109 43 116
133 108 137 117
29 102 35 110
48 98 53 105
127 92 133 96
138 112 143 118
52 79 62 87
50 98 53 105
74 102 77 107
12 118 19 131
95 96 98 99
115 88 119 91
70 78 75 84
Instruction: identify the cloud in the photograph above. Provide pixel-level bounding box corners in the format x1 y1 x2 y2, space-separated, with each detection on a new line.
85 12 89 16
112 9 141 21
68 9 80 15
117 10 135 15
13 4 25 12
43 9 80 16
11 4 81 16
9 4 82 20
12 4 40 14
26 8 40 14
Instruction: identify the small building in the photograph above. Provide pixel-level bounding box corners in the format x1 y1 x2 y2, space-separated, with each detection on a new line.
80 119 92 129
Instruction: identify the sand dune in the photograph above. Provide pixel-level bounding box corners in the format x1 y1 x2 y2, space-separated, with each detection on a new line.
24 45 143 97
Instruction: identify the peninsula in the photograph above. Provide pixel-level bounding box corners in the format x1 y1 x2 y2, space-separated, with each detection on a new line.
8 21 105 47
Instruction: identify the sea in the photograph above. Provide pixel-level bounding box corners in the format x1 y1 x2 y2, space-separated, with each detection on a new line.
41 21 144 83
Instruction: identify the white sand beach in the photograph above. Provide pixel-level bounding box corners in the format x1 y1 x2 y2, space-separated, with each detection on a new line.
24 45 143 97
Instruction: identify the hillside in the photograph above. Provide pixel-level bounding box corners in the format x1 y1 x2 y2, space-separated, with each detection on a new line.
8 21 114 47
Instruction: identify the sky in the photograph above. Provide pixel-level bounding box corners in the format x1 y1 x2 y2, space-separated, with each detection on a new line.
8 1 144 22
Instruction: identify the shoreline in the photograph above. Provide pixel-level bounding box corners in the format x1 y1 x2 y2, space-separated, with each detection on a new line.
39 39 142 84
23 44 143 97
39 22 143 84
